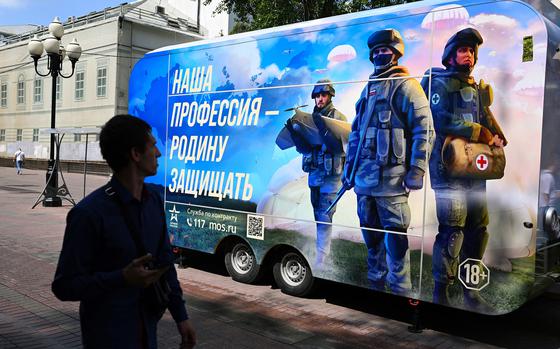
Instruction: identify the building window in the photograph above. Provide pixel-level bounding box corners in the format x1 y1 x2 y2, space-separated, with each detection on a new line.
0 129 5 142
56 76 62 101
33 78 43 103
74 132 81 142
97 67 107 97
17 75 25 104
33 128 39 142
1 83 7 107
16 129 22 141
75 71 85 100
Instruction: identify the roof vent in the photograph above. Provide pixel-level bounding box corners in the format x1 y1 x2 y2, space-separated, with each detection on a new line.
156 6 165 15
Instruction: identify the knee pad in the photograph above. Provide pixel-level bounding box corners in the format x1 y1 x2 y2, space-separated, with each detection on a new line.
436 225 464 259
447 230 464 259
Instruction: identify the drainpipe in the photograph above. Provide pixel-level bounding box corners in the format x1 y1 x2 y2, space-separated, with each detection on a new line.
197 0 201 34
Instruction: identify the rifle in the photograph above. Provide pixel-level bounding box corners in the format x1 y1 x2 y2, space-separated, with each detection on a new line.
325 87 378 214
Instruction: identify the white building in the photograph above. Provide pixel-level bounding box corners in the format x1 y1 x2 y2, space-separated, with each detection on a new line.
0 0 231 162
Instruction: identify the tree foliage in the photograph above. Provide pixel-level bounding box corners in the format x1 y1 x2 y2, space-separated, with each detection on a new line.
204 0 412 34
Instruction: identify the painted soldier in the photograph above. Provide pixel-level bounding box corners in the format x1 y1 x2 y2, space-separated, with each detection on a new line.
285 79 347 268
344 29 433 294
423 28 507 310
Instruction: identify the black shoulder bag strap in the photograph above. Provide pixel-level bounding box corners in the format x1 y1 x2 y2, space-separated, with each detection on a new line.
105 184 165 258
104 184 171 317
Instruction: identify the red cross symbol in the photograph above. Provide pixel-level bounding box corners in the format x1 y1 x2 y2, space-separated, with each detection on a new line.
476 154 488 171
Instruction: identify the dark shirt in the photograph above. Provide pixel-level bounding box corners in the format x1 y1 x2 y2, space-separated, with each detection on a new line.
52 177 188 349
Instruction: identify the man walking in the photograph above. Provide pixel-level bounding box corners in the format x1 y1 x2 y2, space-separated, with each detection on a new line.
14 147 25 175
52 115 196 348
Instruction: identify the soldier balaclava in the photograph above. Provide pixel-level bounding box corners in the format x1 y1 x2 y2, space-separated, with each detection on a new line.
442 27 483 74
367 29 405 74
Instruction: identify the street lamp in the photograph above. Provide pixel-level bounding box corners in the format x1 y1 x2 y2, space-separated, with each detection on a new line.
28 17 81 207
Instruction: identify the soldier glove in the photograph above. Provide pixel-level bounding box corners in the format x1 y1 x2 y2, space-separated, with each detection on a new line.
342 176 354 190
285 118 295 134
404 166 425 190
478 126 494 145
342 167 354 190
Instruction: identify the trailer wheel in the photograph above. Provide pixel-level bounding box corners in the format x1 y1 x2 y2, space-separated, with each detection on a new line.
224 242 261 283
273 251 315 297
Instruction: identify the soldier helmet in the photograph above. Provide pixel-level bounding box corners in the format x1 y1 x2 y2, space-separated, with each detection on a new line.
442 28 483 68
367 29 405 63
311 79 335 99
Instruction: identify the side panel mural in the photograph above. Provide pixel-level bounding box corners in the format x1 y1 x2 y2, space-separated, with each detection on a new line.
130 0 549 314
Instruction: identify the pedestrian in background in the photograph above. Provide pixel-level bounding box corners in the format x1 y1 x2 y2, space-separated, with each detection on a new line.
14 148 25 175
52 114 196 349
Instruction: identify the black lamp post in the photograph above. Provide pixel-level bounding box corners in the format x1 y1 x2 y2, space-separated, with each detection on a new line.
28 17 81 207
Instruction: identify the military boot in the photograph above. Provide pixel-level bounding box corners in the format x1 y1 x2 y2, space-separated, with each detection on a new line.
463 289 493 313
433 282 451 306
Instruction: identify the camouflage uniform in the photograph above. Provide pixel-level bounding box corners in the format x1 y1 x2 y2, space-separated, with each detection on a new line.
289 80 347 267
423 28 507 307
346 29 433 294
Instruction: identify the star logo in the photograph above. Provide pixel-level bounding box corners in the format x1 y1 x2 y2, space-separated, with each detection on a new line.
431 93 440 105
169 205 180 224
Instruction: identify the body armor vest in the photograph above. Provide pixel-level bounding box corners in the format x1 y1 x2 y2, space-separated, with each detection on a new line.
302 106 346 190
436 77 481 124
358 77 409 167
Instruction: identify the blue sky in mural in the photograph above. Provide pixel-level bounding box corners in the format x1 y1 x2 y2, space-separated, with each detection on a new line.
130 0 547 204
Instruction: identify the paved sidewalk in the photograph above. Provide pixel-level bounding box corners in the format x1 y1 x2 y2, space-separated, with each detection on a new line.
0 167 504 348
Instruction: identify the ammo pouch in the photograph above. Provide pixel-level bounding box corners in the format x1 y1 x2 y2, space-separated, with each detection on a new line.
361 127 376 159
442 136 506 180
391 128 406 164
376 111 392 165
302 153 314 173
332 155 344 175
304 151 344 176
324 153 333 174
323 153 344 176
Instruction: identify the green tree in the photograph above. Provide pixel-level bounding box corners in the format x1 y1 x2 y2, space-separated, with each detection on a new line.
204 0 412 33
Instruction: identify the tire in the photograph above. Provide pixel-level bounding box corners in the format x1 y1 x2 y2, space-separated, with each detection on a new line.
224 242 262 284
273 251 315 297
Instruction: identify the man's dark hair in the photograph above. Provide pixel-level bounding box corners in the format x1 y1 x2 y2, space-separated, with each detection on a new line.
100 114 152 172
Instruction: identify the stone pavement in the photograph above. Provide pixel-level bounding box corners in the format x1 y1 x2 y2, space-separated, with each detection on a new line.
0 166 545 348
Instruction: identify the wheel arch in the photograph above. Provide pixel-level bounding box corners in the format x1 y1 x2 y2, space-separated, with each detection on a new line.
261 244 311 271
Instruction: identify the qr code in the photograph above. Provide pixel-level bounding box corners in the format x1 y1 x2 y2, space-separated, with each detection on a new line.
247 214 264 240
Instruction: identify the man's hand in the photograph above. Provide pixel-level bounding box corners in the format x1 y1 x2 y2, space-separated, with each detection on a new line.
177 319 197 349
122 254 169 288
490 134 505 148
404 166 425 190
478 127 494 145
285 118 295 133
342 177 353 190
